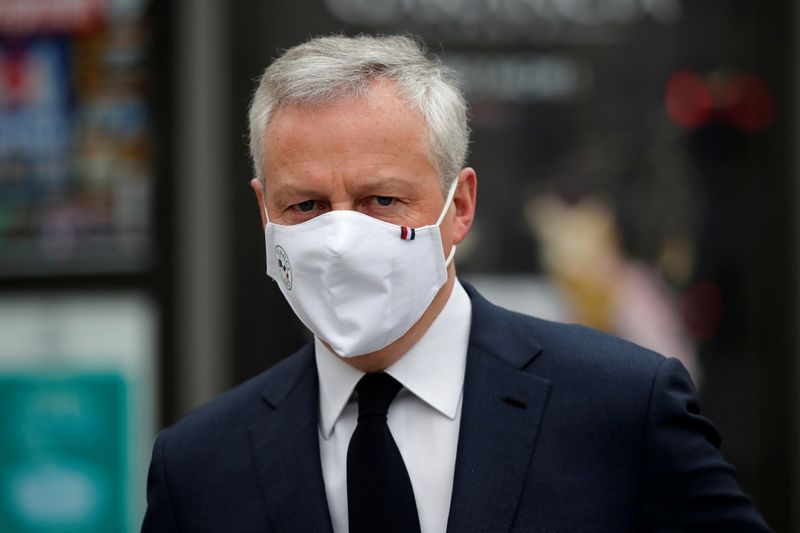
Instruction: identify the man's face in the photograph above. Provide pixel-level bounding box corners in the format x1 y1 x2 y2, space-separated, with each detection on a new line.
260 79 453 243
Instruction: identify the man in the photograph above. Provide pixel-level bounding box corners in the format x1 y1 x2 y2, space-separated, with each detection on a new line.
143 35 771 532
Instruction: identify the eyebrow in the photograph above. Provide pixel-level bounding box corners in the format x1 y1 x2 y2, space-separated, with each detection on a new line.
268 183 324 206
269 175 420 204
349 175 419 195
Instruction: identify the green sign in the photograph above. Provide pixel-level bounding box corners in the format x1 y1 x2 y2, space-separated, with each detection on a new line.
0 373 127 532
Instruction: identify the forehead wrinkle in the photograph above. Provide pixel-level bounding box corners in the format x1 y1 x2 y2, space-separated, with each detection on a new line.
343 174 424 197
267 82 430 159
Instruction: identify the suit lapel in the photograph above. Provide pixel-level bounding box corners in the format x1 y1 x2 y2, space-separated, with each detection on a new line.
447 284 552 533
247 344 333 533
245 284 549 532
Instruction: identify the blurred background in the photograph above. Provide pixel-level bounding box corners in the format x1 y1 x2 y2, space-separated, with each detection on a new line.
0 0 796 531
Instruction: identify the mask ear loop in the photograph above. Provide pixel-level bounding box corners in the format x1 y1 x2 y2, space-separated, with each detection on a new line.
436 178 460 226
437 178 459 267
444 242 457 267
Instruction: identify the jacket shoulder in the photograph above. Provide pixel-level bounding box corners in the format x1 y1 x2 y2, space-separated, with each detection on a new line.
464 280 667 380
530 317 666 376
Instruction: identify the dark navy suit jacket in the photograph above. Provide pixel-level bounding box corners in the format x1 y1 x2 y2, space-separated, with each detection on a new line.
142 283 771 532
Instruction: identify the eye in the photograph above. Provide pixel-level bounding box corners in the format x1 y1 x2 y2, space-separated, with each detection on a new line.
295 200 315 212
375 196 394 206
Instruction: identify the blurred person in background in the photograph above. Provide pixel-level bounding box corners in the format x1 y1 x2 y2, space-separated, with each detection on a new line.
142 34 770 532
526 194 700 383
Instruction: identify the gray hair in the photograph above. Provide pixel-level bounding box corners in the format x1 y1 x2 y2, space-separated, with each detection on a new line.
248 34 469 191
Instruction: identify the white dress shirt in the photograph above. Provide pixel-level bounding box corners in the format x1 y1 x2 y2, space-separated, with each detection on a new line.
315 280 472 533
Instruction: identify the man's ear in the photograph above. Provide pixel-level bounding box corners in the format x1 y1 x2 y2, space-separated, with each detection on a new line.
250 178 267 227
451 167 477 245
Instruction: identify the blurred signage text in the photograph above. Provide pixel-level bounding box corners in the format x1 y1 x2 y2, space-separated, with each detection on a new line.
325 0 683 42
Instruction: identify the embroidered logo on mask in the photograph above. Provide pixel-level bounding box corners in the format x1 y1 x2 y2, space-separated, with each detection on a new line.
275 245 292 290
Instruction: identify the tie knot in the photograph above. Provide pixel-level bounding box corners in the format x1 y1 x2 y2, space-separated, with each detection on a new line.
355 372 402 419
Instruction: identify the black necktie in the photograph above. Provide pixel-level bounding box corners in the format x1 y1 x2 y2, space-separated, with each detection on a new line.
347 372 421 533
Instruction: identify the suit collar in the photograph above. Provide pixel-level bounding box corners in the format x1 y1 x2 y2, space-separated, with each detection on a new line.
447 281 551 532
261 280 543 406
249 343 333 532
250 282 550 533
461 280 544 369
259 342 315 408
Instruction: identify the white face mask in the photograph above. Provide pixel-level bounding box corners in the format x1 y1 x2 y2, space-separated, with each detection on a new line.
264 180 458 357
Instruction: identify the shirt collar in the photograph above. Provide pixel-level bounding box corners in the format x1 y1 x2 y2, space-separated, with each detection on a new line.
315 279 472 440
